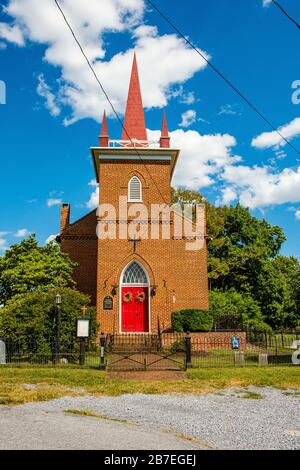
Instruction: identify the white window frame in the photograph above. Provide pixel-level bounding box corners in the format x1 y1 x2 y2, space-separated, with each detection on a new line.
128 176 142 202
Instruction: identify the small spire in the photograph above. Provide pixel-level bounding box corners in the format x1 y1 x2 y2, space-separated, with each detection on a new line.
122 53 147 144
99 110 109 147
160 111 170 148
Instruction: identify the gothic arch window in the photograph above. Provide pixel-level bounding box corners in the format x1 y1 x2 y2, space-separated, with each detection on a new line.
122 261 148 285
128 176 142 202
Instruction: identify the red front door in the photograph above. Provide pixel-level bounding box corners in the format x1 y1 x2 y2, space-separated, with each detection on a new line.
121 287 149 332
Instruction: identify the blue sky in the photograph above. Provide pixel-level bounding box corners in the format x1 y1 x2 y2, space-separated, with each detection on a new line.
0 0 299 257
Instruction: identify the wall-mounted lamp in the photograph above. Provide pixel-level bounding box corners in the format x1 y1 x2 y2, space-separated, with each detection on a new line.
150 285 157 297
111 284 119 296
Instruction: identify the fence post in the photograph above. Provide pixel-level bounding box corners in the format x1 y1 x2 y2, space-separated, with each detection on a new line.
99 333 106 370
185 332 192 369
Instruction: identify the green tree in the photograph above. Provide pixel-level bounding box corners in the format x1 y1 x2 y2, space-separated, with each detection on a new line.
255 257 300 329
171 188 299 329
0 287 98 347
0 235 76 304
209 290 270 330
207 204 285 292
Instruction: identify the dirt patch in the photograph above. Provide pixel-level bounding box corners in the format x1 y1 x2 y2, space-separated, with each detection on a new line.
107 370 187 381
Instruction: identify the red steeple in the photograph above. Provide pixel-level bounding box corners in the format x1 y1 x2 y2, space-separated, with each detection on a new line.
99 110 109 147
160 111 170 148
122 53 147 144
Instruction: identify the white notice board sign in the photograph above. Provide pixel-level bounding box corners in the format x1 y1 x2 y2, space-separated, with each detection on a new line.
77 318 90 338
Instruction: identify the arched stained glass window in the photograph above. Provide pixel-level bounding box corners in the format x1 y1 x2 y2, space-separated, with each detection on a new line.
128 176 142 202
122 262 148 285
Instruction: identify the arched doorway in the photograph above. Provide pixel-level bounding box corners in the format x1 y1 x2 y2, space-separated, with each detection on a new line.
120 261 150 333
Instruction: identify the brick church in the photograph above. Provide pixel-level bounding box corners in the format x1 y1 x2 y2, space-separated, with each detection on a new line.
58 54 208 334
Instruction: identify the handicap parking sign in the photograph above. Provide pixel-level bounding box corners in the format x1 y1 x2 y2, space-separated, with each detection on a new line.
231 336 239 350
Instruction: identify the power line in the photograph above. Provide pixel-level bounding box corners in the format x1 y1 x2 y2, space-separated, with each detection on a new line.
146 0 300 157
271 0 300 30
54 0 170 209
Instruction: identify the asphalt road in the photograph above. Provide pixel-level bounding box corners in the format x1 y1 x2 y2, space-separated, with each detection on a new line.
0 405 205 450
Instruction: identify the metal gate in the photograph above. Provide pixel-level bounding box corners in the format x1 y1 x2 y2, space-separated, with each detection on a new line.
106 334 187 371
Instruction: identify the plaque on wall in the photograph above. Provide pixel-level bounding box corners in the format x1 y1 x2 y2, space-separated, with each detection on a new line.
103 296 113 310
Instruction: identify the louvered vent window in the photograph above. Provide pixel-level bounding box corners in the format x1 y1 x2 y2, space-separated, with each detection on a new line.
128 176 142 202
122 262 148 285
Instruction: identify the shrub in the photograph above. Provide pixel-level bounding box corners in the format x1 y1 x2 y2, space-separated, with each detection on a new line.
172 309 213 332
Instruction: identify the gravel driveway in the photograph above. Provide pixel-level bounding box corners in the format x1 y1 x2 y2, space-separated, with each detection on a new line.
0 387 299 450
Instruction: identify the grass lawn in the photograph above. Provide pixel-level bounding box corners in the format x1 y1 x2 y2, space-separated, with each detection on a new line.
0 365 299 405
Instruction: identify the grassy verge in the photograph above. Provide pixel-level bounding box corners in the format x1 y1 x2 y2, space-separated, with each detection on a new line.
0 365 299 405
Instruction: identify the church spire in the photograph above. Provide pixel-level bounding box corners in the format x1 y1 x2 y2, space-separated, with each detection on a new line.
99 110 109 147
122 53 147 144
160 111 170 148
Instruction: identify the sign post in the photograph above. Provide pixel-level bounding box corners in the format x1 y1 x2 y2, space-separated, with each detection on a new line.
76 317 90 366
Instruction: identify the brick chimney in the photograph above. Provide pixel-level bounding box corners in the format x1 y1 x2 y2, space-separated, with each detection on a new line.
60 203 70 233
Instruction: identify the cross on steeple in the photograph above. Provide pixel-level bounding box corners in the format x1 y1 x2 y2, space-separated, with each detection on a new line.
81 306 88 315
128 236 141 254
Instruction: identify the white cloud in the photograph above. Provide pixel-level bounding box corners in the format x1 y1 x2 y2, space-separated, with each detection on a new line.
180 91 195 105
86 179 99 209
221 165 300 209
179 109 197 128
0 22 24 45
216 187 237 206
2 0 209 125
47 198 62 207
262 0 272 7
295 210 300 220
0 238 8 251
37 74 61 117
218 104 240 116
0 231 9 237
148 127 300 210
45 234 58 244
148 128 241 190
252 117 300 149
14 228 29 237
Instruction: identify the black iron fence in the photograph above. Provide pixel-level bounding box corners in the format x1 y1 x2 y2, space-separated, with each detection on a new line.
0 338 100 367
0 329 299 370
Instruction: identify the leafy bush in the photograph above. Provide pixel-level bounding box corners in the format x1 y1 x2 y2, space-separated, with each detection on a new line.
172 309 213 332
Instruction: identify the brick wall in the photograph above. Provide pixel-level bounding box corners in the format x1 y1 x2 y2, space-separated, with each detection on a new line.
59 154 209 335
161 332 247 352
97 157 209 334
60 210 98 306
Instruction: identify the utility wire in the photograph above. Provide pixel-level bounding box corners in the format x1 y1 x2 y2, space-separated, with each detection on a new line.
54 0 170 209
271 0 300 30
146 0 300 156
